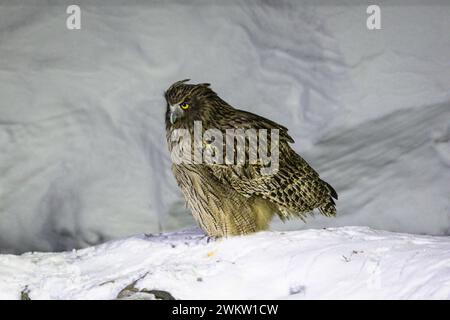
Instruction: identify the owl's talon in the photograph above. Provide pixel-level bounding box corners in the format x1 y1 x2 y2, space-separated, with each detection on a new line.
201 235 217 243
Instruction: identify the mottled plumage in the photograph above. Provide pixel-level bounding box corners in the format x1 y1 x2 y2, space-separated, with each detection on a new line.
165 79 337 237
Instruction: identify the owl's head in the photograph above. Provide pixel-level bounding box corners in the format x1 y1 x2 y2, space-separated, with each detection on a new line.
164 79 218 127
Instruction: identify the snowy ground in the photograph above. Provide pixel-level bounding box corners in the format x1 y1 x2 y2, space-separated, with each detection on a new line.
0 1 449 255
0 226 449 300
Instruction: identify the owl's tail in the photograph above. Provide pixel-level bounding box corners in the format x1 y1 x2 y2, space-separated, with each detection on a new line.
318 181 338 217
318 200 336 217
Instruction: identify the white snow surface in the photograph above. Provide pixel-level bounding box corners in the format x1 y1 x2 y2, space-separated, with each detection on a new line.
1 1 450 253
0 227 449 300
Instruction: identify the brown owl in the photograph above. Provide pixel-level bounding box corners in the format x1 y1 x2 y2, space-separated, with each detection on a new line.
165 79 337 237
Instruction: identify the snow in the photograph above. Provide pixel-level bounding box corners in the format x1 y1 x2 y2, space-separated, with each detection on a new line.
1 1 449 300
0 1 450 255
277 102 450 235
0 227 449 300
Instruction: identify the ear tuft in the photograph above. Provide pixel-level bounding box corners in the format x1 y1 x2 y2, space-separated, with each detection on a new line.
178 79 191 85
169 79 191 89
166 79 191 97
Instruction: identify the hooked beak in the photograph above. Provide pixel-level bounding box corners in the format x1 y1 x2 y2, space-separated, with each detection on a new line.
169 104 183 125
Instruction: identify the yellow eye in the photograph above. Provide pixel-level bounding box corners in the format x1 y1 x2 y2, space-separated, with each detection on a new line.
180 102 189 110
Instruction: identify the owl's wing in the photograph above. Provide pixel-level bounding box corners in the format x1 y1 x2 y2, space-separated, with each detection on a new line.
221 109 295 143
208 108 337 220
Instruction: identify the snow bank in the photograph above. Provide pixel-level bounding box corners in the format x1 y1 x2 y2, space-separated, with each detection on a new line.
0 227 449 300
1 1 450 253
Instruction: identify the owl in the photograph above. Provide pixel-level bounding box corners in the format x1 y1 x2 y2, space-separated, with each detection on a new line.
165 79 337 237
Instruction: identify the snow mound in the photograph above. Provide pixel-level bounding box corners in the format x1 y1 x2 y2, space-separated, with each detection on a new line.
1 227 449 300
